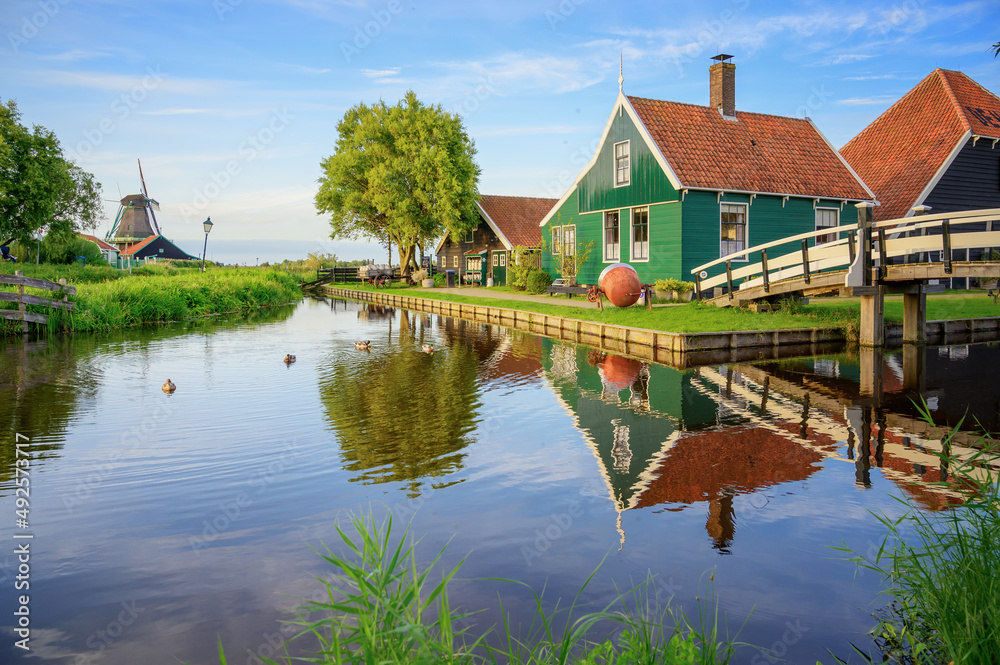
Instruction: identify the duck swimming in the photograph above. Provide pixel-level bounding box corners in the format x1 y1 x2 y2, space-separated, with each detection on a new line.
421 344 434 353
284 354 296 364
162 379 176 393
355 341 371 351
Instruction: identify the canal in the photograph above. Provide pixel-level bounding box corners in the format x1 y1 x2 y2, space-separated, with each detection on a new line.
0 297 994 664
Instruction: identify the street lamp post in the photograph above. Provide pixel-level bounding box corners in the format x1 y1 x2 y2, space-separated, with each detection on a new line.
201 217 214 273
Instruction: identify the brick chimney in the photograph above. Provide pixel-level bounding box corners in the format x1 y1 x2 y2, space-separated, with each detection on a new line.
710 54 736 117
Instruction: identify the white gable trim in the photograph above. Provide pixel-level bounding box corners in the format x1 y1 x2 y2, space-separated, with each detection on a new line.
475 201 514 250
909 130 973 216
806 117 876 201
540 92 685 228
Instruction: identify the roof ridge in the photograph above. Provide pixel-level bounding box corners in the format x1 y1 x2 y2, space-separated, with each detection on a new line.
935 68 972 133
627 95 811 123
480 194 557 202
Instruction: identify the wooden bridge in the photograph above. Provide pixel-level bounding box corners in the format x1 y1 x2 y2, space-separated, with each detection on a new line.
691 206 1000 347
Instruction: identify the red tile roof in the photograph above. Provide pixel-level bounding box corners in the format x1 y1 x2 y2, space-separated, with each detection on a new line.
477 195 556 248
79 234 118 252
627 96 871 200
120 235 158 256
840 69 1000 222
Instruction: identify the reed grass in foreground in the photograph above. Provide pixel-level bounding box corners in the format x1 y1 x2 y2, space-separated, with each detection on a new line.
216 511 745 665
1 267 302 335
835 404 1000 665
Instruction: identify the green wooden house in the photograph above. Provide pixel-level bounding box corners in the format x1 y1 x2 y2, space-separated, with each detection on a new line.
540 56 874 289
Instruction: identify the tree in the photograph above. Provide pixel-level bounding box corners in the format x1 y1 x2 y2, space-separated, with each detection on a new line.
315 91 480 274
0 99 103 246
993 41 1000 57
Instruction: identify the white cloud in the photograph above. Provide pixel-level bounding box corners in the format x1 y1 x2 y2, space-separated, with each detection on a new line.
361 68 402 78
838 96 896 105
38 49 111 62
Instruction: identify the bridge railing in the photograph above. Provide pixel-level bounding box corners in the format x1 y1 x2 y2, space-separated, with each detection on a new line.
691 223 860 297
692 208 1000 299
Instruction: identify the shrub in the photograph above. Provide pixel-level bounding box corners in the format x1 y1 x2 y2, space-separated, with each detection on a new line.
508 246 536 291
433 272 446 287
526 269 553 294
654 277 695 296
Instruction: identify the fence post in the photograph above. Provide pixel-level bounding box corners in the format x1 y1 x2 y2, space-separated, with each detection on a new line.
877 227 888 280
726 260 734 301
761 249 770 293
800 240 811 284
942 220 952 274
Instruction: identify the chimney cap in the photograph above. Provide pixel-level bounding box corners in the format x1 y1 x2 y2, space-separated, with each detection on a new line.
711 54 734 63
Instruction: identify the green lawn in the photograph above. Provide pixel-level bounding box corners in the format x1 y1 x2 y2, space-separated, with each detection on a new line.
337 284 1000 336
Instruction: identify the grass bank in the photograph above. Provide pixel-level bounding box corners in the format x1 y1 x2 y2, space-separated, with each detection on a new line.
1 263 302 335
335 284 1000 337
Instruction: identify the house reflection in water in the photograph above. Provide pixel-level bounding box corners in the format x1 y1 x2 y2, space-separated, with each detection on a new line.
634 428 824 554
542 342 972 553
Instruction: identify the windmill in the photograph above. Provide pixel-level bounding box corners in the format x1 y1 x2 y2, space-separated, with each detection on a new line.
106 159 163 248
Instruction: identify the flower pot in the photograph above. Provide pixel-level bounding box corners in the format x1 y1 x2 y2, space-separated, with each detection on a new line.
421 279 434 288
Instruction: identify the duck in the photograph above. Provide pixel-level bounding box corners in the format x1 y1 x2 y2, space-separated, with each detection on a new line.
162 379 176 393
355 341 371 351
421 344 434 353
284 354 296 364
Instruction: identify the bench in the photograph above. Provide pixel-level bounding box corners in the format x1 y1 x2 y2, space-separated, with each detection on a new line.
546 279 590 298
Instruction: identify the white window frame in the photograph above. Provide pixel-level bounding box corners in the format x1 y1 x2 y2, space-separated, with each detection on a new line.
452 255 458 268
815 207 839 245
613 140 630 187
562 224 576 257
720 203 748 261
551 226 562 257
492 252 499 267
604 211 620 262
499 252 507 267
630 207 649 262
464 228 475 244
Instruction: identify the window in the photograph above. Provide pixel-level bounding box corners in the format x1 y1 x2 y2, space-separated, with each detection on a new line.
631 207 649 261
551 227 562 256
614 141 630 186
452 255 458 268
464 228 475 243
492 252 499 267
562 225 576 257
815 208 839 245
604 211 620 261
720 203 747 260
499 252 507 267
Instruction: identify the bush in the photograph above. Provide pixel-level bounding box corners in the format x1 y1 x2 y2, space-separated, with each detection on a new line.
41 235 107 266
526 269 553 294
654 277 695 296
433 272 446 287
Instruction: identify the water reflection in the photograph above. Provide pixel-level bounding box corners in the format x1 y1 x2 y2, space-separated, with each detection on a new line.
317 311 546 495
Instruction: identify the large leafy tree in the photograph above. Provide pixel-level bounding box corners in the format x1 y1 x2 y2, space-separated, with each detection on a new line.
0 99 103 247
315 91 480 273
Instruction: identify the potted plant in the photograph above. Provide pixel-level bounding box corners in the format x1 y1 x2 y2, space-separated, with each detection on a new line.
654 277 696 301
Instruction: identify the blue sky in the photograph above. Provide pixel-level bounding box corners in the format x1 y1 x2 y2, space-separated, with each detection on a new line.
2 0 998 262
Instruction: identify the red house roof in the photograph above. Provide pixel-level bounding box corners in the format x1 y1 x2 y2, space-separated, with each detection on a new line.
120 235 158 256
477 194 555 248
627 96 872 200
79 234 118 252
840 69 1000 222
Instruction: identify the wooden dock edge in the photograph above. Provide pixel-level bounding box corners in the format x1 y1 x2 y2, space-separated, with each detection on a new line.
323 287 854 368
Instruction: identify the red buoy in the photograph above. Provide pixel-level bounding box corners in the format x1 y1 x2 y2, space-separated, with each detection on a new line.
598 263 643 308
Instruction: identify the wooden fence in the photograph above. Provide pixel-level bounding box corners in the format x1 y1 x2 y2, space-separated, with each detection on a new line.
0 271 75 333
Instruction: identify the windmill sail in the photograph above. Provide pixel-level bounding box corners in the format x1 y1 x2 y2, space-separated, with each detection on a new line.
138 158 162 235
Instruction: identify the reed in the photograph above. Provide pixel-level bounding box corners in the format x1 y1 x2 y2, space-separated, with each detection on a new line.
1 266 301 335
214 510 745 665
834 403 1000 664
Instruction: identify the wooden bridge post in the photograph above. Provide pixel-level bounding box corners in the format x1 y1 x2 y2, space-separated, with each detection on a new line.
859 346 884 398
902 343 926 392
903 284 927 344
855 202 884 347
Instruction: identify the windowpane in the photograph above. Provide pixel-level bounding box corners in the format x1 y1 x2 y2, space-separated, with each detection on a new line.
632 207 649 260
614 141 630 186
816 208 838 245
552 227 562 256
605 211 620 261
564 225 575 256
720 203 747 259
